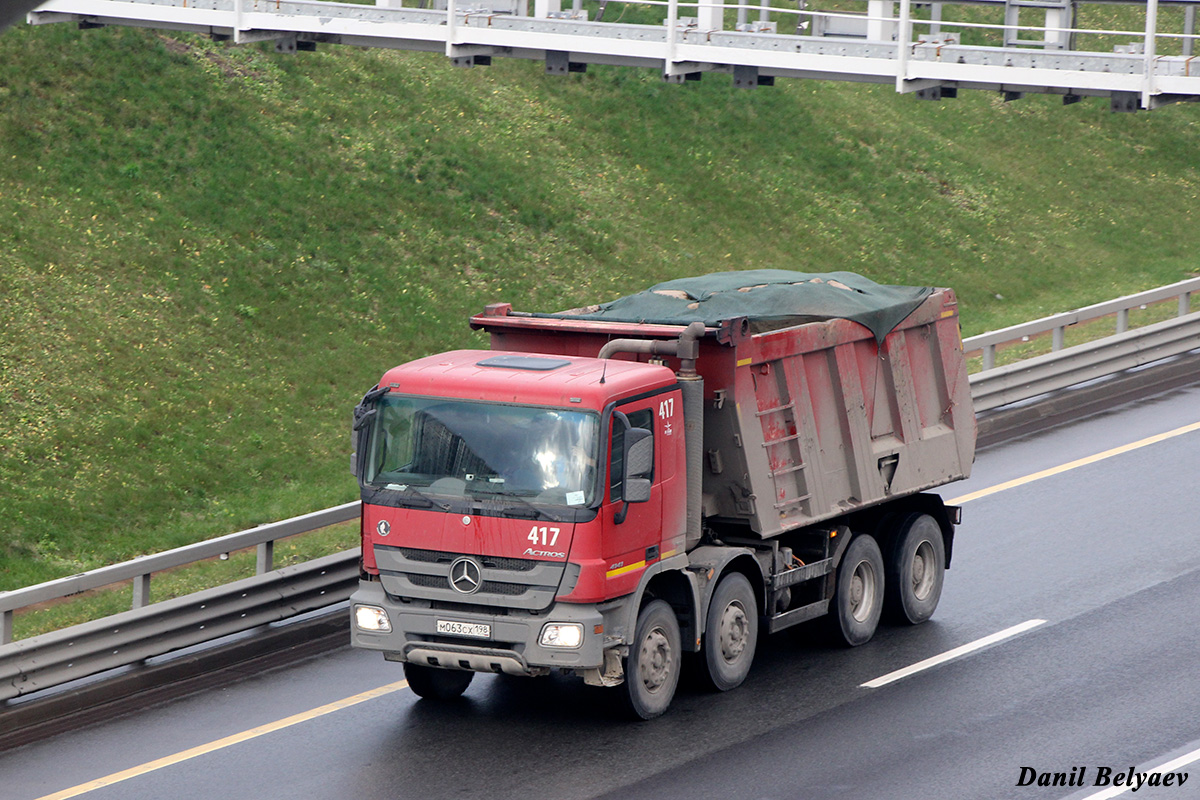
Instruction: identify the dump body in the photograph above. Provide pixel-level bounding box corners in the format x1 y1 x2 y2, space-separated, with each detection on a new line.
472 287 975 539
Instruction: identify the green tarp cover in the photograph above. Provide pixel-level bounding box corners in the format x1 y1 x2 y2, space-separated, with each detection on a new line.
545 270 933 342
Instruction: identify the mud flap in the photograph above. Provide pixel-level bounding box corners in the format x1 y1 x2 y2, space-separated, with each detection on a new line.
583 647 626 687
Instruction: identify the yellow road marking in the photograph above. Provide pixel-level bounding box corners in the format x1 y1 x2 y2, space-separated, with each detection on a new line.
35 680 410 800
949 420 1200 505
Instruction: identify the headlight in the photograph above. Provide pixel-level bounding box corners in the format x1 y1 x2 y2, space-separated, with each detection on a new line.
539 623 583 649
355 605 392 633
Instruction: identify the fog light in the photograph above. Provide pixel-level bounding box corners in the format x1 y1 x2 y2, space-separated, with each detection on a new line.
355 604 392 633
539 623 583 649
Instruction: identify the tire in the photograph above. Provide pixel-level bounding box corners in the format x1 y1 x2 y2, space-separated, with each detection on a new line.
621 599 682 720
829 533 884 647
885 513 946 625
403 662 474 700
700 572 758 692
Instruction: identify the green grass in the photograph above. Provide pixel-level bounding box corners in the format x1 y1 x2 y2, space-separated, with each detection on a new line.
1 21 1198 602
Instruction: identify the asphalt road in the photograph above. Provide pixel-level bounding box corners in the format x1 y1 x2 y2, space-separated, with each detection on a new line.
3 381 1200 800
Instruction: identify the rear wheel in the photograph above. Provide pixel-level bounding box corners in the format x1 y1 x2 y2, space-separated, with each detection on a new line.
830 533 884 647
621 599 681 720
886 513 946 625
700 572 758 692
403 663 474 700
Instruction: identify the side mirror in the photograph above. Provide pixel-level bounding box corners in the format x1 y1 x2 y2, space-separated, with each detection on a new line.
624 477 651 504
352 385 386 481
623 433 653 504
612 414 653 523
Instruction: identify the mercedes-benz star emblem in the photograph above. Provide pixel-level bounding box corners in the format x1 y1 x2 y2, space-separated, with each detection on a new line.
449 557 483 594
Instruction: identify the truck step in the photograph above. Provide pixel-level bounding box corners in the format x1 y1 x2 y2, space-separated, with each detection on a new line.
771 556 836 589
765 599 831 634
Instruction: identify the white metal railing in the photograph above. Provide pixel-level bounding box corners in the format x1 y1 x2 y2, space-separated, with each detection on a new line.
963 277 1200 371
29 0 1200 108
0 502 359 644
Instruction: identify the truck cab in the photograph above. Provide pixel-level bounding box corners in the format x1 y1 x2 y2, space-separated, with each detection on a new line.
351 350 689 701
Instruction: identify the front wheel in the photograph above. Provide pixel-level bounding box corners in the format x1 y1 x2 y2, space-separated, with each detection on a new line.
700 572 759 692
621 599 682 720
885 513 946 625
829 533 884 647
403 662 474 700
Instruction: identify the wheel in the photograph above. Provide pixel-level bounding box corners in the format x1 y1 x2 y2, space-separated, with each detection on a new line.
885 513 946 625
700 572 758 692
403 662 474 700
829 533 884 647
621 599 682 720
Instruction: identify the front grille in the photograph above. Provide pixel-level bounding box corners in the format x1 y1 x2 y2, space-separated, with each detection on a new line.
399 547 538 572
376 543 563 611
407 573 528 596
409 574 446 590
480 581 526 596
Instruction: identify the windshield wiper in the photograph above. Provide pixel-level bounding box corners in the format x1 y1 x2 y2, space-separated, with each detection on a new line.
468 487 543 520
378 483 449 511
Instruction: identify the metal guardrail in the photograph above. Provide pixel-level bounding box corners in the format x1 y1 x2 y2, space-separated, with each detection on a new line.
0 551 359 701
968 311 1200 411
3 282 1199 701
0 502 359 644
963 276 1200 370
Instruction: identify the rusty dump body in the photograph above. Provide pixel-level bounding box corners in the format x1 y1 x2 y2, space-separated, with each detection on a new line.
471 285 976 540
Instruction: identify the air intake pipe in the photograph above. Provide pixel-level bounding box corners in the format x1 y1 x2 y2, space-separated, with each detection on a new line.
597 322 706 551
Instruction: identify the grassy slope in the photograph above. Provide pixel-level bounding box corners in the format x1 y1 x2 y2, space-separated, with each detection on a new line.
1 23 1197 590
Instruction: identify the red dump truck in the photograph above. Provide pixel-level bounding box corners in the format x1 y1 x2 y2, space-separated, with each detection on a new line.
349 270 976 718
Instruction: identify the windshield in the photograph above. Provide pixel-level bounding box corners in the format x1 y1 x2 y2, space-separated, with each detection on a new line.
363 396 600 508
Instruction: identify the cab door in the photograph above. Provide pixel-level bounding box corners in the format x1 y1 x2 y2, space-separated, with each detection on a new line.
600 396 672 596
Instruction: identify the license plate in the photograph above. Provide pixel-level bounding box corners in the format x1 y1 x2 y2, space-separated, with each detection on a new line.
436 620 491 639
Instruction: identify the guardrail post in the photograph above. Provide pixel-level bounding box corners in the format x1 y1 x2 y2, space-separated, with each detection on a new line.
2 609 12 645
132 573 151 608
697 0 722 31
1179 292 1191 317
982 344 996 371
895 0 912 90
1117 308 1129 333
257 541 275 574
870 0 897 42
1186 6 1196 57
1143 0 1159 109
1052 325 1065 351
664 0 679 75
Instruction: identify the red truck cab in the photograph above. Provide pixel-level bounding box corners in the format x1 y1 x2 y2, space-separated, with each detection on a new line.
351 349 688 691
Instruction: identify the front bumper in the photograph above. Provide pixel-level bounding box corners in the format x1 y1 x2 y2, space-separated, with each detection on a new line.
350 580 606 676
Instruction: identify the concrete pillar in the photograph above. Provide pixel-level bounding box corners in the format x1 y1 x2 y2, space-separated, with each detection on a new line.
867 0 895 42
